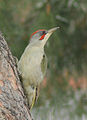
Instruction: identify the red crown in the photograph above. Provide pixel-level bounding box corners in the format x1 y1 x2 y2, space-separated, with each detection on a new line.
30 29 45 38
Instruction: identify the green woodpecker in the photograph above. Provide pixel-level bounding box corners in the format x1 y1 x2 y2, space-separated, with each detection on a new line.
18 27 59 109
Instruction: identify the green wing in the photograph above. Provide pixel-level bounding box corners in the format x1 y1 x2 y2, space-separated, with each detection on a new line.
41 54 47 77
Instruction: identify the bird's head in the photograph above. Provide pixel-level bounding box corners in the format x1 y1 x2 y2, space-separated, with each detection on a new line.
29 27 59 47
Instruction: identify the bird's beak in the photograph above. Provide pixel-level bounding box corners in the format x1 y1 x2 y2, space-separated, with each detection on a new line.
47 27 60 33
41 27 59 47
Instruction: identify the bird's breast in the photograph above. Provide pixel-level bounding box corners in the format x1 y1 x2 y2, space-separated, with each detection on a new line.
18 48 44 86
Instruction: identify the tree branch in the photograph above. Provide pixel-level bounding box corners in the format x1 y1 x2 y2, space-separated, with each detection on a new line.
0 32 32 120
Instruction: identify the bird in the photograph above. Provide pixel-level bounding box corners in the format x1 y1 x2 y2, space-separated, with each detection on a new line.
18 27 59 109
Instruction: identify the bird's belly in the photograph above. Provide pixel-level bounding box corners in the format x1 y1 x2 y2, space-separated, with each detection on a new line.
22 61 43 86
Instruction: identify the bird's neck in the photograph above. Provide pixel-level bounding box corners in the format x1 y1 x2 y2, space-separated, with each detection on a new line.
26 43 44 54
29 40 45 48
28 42 44 51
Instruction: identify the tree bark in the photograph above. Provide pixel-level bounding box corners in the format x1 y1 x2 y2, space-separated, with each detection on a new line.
0 32 32 120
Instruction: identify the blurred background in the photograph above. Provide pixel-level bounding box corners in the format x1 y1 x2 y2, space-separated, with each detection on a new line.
0 0 87 119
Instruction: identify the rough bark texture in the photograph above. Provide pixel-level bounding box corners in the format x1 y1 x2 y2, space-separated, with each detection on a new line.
0 32 32 120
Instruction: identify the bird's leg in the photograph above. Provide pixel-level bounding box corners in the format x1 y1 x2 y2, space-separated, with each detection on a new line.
23 84 36 110
30 85 36 109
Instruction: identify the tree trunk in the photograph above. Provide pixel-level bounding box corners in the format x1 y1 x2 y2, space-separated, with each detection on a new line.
0 32 32 120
